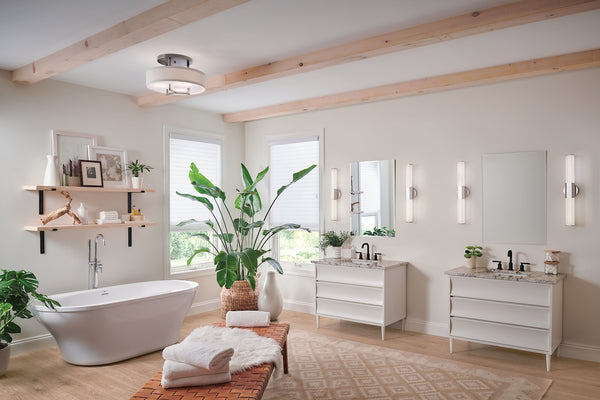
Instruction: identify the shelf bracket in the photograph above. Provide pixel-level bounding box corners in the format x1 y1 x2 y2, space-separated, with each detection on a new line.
40 231 45 254
38 190 44 214
127 192 132 213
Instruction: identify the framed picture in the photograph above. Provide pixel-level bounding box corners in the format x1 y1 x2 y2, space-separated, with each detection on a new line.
88 146 128 187
51 130 98 177
79 160 104 187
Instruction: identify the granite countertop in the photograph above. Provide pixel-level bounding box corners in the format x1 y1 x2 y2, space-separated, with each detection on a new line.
445 266 566 284
312 259 406 270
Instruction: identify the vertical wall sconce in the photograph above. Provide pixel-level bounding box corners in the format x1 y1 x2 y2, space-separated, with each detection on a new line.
564 154 580 226
331 168 341 221
457 161 470 224
406 164 417 223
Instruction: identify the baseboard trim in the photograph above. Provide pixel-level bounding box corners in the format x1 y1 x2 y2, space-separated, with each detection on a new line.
559 341 600 363
187 299 221 315
404 317 448 337
283 299 315 314
10 333 57 356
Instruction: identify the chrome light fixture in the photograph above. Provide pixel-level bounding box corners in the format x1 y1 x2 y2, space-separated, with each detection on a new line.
406 164 417 223
564 154 580 226
457 161 469 224
146 54 206 96
331 168 341 221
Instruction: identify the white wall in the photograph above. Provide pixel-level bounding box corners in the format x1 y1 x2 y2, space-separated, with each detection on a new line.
245 67 600 362
0 70 244 353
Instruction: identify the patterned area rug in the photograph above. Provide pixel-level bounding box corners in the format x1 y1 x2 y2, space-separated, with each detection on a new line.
265 329 551 400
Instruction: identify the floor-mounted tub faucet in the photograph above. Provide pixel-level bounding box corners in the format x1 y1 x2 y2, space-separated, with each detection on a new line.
88 234 106 289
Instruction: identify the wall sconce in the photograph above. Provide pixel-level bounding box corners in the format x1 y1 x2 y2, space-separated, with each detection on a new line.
457 161 470 224
564 154 580 226
406 164 417 223
331 168 341 221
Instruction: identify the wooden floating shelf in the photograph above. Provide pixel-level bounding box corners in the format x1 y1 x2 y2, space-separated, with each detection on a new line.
25 221 156 232
24 185 155 193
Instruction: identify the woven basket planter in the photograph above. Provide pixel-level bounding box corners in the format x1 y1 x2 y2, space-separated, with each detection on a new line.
220 280 259 319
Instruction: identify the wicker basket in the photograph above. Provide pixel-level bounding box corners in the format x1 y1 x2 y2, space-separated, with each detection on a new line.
220 280 259 319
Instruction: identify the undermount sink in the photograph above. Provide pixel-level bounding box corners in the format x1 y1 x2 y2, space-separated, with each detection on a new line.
351 259 380 266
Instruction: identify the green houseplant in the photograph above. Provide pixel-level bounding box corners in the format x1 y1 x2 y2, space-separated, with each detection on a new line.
0 269 59 376
177 162 316 295
319 231 351 258
127 160 153 189
362 226 395 237
464 245 483 269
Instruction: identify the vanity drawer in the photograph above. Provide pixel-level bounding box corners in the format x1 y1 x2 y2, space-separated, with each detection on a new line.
451 297 550 329
316 264 383 287
317 281 383 306
450 276 551 306
451 317 550 352
317 298 383 325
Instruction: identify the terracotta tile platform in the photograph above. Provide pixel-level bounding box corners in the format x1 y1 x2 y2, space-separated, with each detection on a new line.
130 322 289 400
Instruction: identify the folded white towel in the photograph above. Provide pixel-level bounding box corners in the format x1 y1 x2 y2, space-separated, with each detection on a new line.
162 341 234 370
226 311 270 327
161 371 231 389
162 360 229 381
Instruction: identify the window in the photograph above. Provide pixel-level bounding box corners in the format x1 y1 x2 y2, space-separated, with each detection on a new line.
168 131 221 274
270 138 320 265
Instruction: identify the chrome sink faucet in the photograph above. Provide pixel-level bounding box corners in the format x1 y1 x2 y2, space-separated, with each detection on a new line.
88 234 106 289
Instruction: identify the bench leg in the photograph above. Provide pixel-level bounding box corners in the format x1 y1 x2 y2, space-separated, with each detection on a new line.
282 341 289 374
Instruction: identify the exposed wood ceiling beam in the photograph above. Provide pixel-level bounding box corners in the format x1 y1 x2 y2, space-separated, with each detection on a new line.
11 0 250 85
137 0 600 106
222 48 600 122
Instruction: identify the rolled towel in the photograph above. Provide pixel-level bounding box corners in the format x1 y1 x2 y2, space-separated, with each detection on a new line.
226 311 270 327
162 341 234 370
162 360 229 381
161 371 231 389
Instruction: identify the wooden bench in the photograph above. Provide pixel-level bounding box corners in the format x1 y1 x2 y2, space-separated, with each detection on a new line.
130 322 289 400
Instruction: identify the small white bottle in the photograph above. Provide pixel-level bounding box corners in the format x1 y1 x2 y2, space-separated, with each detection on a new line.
77 202 88 225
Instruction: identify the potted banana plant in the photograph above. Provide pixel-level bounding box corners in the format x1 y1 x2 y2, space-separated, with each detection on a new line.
177 162 316 318
0 269 59 376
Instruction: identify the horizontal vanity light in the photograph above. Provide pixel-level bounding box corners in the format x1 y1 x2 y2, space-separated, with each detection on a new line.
406 164 416 223
457 161 469 224
565 154 579 226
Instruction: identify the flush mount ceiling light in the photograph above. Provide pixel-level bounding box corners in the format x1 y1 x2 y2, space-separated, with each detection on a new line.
146 54 206 96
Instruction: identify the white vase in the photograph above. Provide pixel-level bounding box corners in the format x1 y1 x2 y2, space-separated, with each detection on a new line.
326 246 341 259
465 256 477 269
76 202 88 225
43 155 59 186
0 344 10 377
258 271 283 321
131 177 143 189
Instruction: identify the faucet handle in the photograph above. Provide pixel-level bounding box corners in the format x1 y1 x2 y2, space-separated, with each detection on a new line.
492 260 502 270
374 252 382 261
519 262 530 272
356 251 363 260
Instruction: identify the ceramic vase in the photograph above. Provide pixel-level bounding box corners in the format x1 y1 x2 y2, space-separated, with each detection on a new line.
76 202 88 225
326 246 341 259
465 256 477 269
131 177 143 189
43 155 59 186
258 271 283 321
0 344 9 377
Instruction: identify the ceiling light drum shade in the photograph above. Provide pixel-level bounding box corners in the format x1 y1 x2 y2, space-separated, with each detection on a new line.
146 54 206 95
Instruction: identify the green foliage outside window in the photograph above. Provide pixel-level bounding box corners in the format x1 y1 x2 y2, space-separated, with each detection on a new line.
170 231 212 270
279 230 319 264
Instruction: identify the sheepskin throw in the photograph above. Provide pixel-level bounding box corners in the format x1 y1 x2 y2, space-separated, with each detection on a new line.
183 326 284 377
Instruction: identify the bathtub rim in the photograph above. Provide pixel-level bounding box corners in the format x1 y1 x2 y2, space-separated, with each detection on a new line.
33 279 198 314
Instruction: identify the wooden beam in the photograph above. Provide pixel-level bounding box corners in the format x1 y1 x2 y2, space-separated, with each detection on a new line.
11 0 250 84
137 0 600 106
222 48 600 122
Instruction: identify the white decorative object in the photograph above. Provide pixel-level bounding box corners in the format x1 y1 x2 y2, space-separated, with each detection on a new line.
544 250 560 275
43 155 60 186
315 260 407 340
447 272 564 371
258 271 283 321
76 202 89 225
131 176 143 189
341 239 353 260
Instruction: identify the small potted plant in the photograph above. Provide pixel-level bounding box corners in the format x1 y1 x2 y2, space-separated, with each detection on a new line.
127 160 153 189
319 231 351 259
464 245 483 269
0 269 59 376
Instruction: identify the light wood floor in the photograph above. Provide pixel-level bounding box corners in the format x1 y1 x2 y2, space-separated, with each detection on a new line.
1 310 599 399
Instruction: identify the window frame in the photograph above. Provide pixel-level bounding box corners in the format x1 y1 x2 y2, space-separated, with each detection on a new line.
267 129 324 270
163 125 223 279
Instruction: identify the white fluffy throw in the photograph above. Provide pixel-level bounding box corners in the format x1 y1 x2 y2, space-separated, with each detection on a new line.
184 326 284 377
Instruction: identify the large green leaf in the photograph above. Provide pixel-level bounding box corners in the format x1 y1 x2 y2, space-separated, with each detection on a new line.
261 257 283 274
215 252 238 288
186 248 211 265
191 184 226 201
246 275 256 291
263 223 308 236
241 164 253 189
190 233 211 242
189 163 215 188
276 164 317 196
175 192 214 211
239 248 258 277
215 233 234 244
176 218 208 228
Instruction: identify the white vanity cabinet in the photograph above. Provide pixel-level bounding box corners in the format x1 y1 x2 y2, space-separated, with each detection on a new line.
314 260 406 340
446 267 565 371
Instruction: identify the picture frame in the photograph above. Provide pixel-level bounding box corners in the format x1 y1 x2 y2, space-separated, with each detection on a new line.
88 146 128 187
79 160 104 187
51 130 98 177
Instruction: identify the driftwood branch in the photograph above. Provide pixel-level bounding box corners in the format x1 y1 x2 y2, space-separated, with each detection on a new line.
40 191 81 225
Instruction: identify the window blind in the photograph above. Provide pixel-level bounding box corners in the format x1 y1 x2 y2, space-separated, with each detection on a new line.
269 139 319 231
169 134 221 230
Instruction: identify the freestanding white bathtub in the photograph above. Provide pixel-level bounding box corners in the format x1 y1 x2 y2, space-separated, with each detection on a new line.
34 280 198 366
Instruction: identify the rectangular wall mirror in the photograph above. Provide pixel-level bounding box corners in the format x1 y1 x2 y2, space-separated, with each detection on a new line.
350 160 396 237
482 151 547 244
